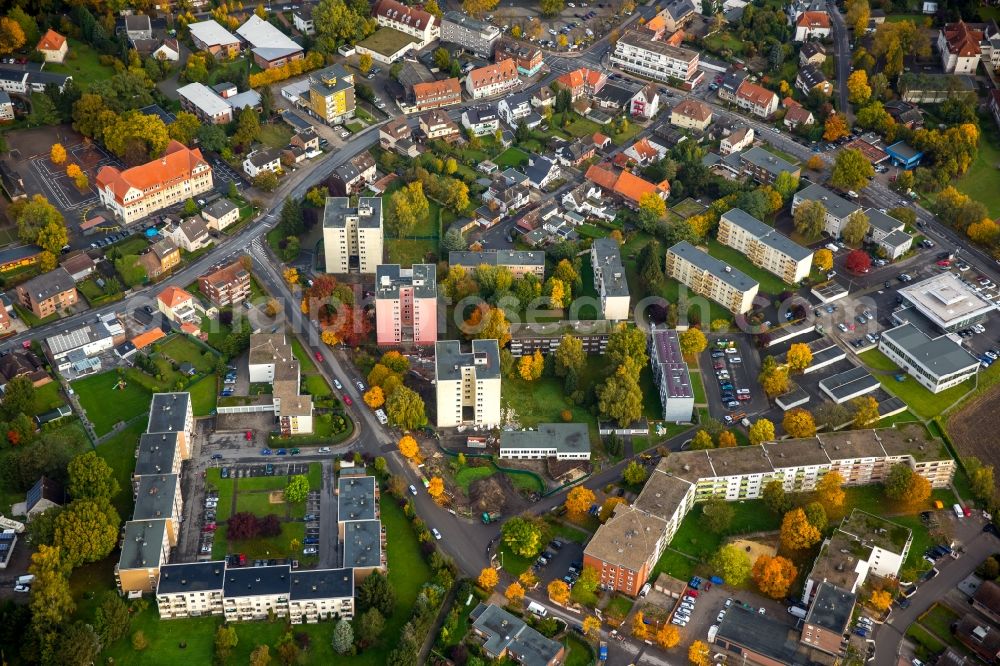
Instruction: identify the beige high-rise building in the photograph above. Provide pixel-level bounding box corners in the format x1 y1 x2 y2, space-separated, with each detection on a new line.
717 208 813 285
434 340 502 428
665 241 759 314
322 197 384 274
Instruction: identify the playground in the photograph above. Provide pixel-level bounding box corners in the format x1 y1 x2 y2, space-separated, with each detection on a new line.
71 369 151 436
5 125 124 220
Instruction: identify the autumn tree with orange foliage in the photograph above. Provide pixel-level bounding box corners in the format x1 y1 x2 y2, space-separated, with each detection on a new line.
478 567 499 591
548 579 570 605
505 582 525 604
565 486 596 519
780 508 822 551
363 387 385 409
752 554 798 598
427 477 444 502
398 435 419 461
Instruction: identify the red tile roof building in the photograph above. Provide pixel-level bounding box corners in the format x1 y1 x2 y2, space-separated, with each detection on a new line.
198 260 251 307
36 29 68 63
412 78 462 111
465 59 520 99
938 20 989 74
555 68 608 101
96 141 213 225
585 164 669 208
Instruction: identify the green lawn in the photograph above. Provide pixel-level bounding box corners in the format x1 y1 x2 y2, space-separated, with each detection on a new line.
907 623 947 658
706 238 790 296
505 470 544 493
386 238 437 266
289 336 318 374
31 381 65 415
920 603 961 642
238 475 290 491
160 336 217 372
72 370 151 436
14 303 59 327
200 315 232 351
952 122 1000 217
859 349 900 372
703 30 746 55
670 500 783 561
495 147 530 169
503 370 599 436
235 491 289 516
874 372 975 420
96 421 147 516
565 635 595 666
497 543 534 577
559 113 604 139
307 462 322 490
303 373 332 398
455 465 494 492
356 495 433 666
189 375 217 416
652 548 698 582
550 522 591 543
46 39 119 86
259 122 294 149
689 367 706 404
605 595 635 621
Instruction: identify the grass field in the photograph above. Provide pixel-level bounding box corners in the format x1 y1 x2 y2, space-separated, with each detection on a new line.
565 635 595 666
652 548 698 581
502 374 597 432
234 490 288 516
303 373 332 398
189 375 217 416
689 368 706 403
952 122 1000 217
289 337 318 374
495 147 530 169
920 603 961 643
31 381 65 415
859 348 900 372
238 475 290 491
72 370 151 435
259 122 294 149
455 465 494 492
506 471 544 493
386 238 437 266
160 336 216 373
706 238 790 296
875 372 974 420
46 39 119 86
96 421 146 516
906 623 947 658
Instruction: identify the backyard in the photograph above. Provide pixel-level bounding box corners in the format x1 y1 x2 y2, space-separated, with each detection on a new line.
96 421 148 516
72 370 152 436
46 39 119 86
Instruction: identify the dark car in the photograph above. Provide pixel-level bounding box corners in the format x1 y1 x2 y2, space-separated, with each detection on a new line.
984 523 1000 537
303 537 319 545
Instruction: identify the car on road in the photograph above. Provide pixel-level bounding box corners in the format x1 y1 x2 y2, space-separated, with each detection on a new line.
431 528 442 540
276 448 288 455
333 379 343 390
343 394 353 405
290 448 300 455
725 400 740 409
318 447 331 453
245 430 253 441
355 380 365 391
315 351 324 362
409 485 418 495
302 546 318 555
211 453 223 460
261 448 272 455
303 537 319 545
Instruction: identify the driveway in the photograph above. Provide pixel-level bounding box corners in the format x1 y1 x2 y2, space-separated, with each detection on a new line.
875 515 998 665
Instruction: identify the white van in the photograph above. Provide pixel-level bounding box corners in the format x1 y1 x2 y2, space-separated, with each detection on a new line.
527 601 548 617
954 504 965 519
788 606 808 619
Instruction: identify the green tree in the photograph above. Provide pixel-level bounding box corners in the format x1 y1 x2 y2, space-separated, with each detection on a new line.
7 7 39 48
804 501 827 531
53 499 120 568
710 544 753 585
388 181 430 237
233 106 262 148
1 375 35 419
249 645 270 666
104 110 171 162
830 148 875 192
702 498 735 534
312 0 376 54
637 240 663 290
773 171 799 200
969 461 996 504
53 621 101 666
27 506 62 547
597 365 643 427
501 516 544 557
432 47 450 70
386 386 427 430
763 479 789 515
356 607 385 646
441 228 466 253
780 507 822 551
14 194 63 245
540 0 565 16
851 395 880 428
357 571 395 616
184 53 209 82
359 52 374 74
35 220 68 256
67 451 120 502
252 170 279 192
841 210 870 247
94 592 131 646
28 92 60 127
198 124 228 152
884 462 931 505
332 618 354 654
623 460 648 485
214 624 239 661
284 475 309 503
553 334 585 378
638 192 666 227
168 111 201 146
793 199 827 239
605 323 648 374
115 254 147 287
28 545 75 634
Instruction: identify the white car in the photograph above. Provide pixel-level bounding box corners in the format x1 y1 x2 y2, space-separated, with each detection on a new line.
671 617 688 626
716 610 726 622
431 528 442 540
725 347 738 355
14 585 29 593
375 409 388 425
409 485 418 496
339 131 350 138
303 546 318 555
333 379 343 390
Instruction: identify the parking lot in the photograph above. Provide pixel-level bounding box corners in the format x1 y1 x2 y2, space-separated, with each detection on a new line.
529 537 584 587
698 334 768 425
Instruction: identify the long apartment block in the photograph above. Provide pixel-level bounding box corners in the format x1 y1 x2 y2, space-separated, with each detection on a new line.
717 208 814 284
665 241 759 314
584 423 954 596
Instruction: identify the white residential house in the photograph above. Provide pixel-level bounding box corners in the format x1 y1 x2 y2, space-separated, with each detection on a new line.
461 104 501 136
497 92 539 128
630 84 660 119
243 149 282 178
152 39 181 62
164 216 211 253
720 126 754 155
523 155 561 190
373 0 439 48
292 7 315 35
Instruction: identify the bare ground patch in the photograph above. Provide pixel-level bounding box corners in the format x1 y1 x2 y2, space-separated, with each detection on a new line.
947 386 1000 491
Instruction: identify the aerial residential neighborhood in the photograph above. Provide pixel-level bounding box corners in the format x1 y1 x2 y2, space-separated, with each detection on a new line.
3 0 1000 665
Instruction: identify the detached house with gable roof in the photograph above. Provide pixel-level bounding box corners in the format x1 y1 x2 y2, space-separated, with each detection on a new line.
938 20 995 74
556 67 608 101
794 11 831 41
36 29 68 63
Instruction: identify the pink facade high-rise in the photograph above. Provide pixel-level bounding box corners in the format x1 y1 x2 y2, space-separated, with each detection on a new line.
375 264 437 346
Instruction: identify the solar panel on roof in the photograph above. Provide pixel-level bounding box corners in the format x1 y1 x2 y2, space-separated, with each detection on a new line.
25 481 42 511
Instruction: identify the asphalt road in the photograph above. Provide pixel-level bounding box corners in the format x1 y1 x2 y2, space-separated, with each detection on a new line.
827 0 853 121
876 515 999 666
